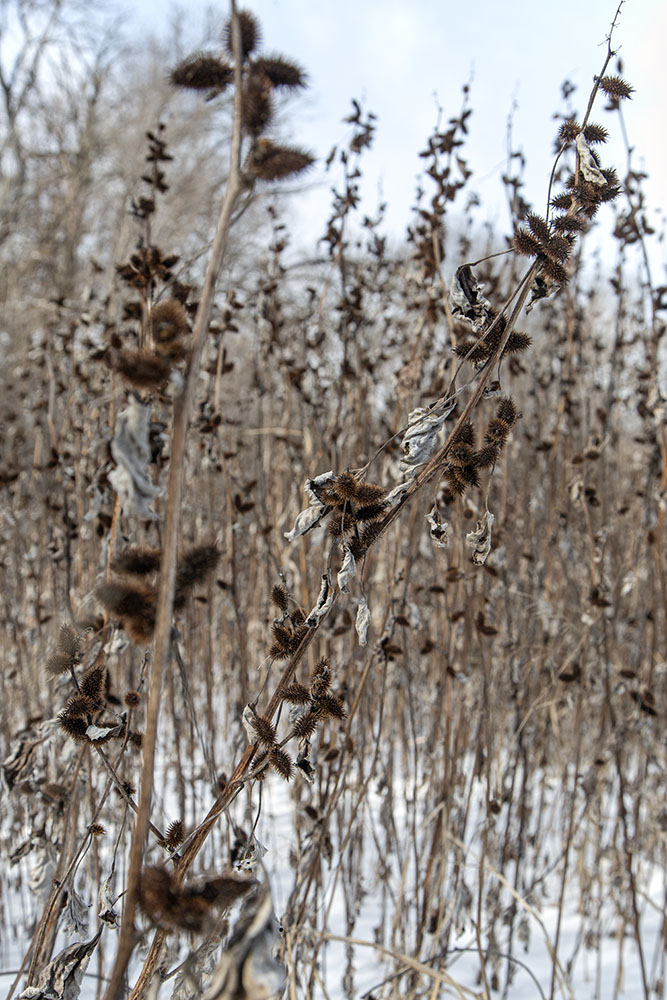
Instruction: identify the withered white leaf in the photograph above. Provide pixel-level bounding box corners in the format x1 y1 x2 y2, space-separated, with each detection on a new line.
401 402 454 469
171 939 221 1000
305 572 334 627
576 133 607 186
284 502 326 543
426 505 449 549
304 470 335 505
62 884 89 937
202 887 285 1000
97 876 120 928
108 397 161 519
385 480 413 508
17 931 101 1000
242 705 259 745
86 723 122 743
355 596 371 646
337 543 356 594
466 509 494 565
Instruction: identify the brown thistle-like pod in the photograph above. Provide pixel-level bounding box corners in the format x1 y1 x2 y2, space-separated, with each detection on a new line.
453 421 475 447
541 257 569 284
448 441 475 468
128 731 143 749
474 444 500 469
97 580 156 624
456 464 480 489
111 350 170 389
454 339 491 364
174 544 221 607
310 673 331 701
527 213 552 246
163 820 185 849
598 75 634 101
354 502 386 522
359 521 384 550
124 690 141 708
558 118 581 145
252 715 278 748
252 55 307 90
46 652 73 677
445 470 468 497
63 694 96 717
347 536 367 561
583 122 609 144
242 70 274 135
247 139 315 181
314 693 346 721
547 233 573 263
80 665 107 703
291 710 320 740
503 331 532 354
496 397 518 426
552 214 586 234
151 299 189 350
270 584 289 611
280 682 311 705
513 227 543 258
90 823 106 837
485 418 510 447
170 53 233 92
289 607 306 627
58 623 79 659
355 481 387 505
57 713 88 743
327 510 356 537
112 546 162 576
271 621 294 656
330 471 359 502
269 747 294 781
224 10 261 58
551 192 574 212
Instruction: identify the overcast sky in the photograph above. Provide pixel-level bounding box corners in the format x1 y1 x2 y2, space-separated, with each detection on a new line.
130 0 665 269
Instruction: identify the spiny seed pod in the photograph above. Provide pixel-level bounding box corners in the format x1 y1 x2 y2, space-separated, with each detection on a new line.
248 139 315 181
281 682 311 705
558 118 581 145
454 340 490 364
552 214 586 234
63 694 95 717
252 715 278 748
112 546 162 576
128 731 143 749
547 233 573 263
46 652 73 677
527 213 552 246
485 419 511 447
170 53 233 92
224 10 261 58
57 713 88 743
456 464 480 488
252 55 306 90
269 747 293 781
97 580 156 623
583 122 608 144
57 623 79 659
359 521 384 549
151 299 188 344
80 665 106 703
111 350 171 389
242 71 274 135
541 257 569 284
449 442 475 468
327 511 356 537
496 397 517 426
289 607 306 627
513 227 543 258
598 75 634 101
163 820 185 849
354 502 386 522
174 545 221 607
347 536 367 561
90 823 105 837
124 690 141 708
271 584 289 611
551 192 573 212
291 710 320 740
331 471 359 502
271 621 294 655
453 422 475 447
474 444 499 469
355 481 387 504
314 693 346 721
503 331 532 354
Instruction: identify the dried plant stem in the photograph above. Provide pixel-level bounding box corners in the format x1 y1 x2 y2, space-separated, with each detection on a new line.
102 7 245 999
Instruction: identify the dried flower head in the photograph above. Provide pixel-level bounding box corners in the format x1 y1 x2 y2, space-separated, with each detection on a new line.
224 9 261 58
170 53 233 92
248 139 315 181
598 75 634 101
253 55 306 90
